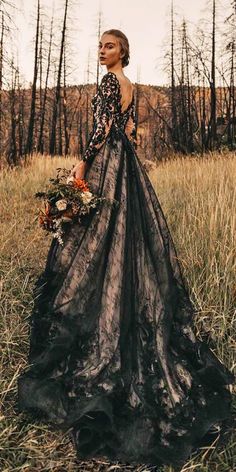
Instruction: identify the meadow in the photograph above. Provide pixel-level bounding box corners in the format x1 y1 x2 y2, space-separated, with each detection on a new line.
0 152 235 472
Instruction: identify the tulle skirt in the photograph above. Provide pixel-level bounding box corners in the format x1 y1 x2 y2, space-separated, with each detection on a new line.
17 128 234 468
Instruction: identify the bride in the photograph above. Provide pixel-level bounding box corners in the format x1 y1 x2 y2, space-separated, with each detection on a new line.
17 28 234 469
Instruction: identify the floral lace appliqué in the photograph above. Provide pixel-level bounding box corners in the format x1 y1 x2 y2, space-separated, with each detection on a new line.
82 71 137 164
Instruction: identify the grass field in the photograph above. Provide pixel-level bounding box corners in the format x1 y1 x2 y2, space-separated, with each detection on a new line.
0 152 235 472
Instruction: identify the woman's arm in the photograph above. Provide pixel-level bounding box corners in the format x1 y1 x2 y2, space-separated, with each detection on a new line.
69 72 119 179
82 72 120 165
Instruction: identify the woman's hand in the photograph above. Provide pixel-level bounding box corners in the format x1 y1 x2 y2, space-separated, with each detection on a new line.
69 160 89 181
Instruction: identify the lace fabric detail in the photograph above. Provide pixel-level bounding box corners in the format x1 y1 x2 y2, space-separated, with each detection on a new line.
82 71 137 165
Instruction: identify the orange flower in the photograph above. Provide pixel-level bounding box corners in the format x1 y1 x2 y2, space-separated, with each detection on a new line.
39 210 53 226
73 178 90 192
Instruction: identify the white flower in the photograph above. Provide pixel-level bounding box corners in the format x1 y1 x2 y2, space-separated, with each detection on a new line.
66 175 74 184
56 199 67 211
81 191 93 205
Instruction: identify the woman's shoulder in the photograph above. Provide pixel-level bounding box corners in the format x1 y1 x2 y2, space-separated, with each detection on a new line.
99 72 121 97
101 71 118 84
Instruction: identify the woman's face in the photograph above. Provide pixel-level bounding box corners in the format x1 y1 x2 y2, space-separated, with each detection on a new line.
98 34 123 67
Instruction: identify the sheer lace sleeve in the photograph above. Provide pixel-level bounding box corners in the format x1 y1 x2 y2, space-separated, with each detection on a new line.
82 72 120 165
125 99 137 150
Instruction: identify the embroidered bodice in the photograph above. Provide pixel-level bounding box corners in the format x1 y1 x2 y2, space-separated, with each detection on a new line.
82 71 137 164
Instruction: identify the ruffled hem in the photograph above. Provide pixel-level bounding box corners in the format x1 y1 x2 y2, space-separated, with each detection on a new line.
17 365 233 468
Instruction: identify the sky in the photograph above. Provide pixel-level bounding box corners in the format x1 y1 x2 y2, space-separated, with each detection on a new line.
13 0 209 86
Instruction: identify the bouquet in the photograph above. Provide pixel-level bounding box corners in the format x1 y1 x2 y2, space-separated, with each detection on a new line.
35 167 119 245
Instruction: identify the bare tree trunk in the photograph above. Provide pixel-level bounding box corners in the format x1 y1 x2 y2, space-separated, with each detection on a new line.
207 0 217 149
38 11 54 153
8 62 17 166
229 1 236 147
0 12 4 154
49 0 69 155
227 41 234 147
58 97 63 155
26 0 40 154
78 109 84 157
179 20 188 151
184 21 194 152
17 72 25 157
202 77 207 152
36 22 43 148
63 47 69 155
170 0 179 149
232 1 236 144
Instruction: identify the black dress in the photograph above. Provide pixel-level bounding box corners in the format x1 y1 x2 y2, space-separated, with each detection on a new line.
17 71 234 469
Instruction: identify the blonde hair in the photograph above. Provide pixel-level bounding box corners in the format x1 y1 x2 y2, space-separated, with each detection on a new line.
102 29 130 67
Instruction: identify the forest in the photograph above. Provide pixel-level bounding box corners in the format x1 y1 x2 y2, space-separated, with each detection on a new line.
1 0 236 165
0 1 235 472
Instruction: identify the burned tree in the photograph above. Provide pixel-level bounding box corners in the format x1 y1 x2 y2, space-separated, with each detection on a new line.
25 0 40 155
206 0 217 149
37 11 54 153
49 0 69 155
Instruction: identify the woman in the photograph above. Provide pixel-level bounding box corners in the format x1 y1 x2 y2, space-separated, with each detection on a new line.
17 29 234 469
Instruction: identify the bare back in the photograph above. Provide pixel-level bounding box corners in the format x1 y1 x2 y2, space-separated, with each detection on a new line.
115 75 134 114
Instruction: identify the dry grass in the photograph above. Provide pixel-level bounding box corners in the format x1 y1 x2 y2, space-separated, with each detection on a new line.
0 152 235 472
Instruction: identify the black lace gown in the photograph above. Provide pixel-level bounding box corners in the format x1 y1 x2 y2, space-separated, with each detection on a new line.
17 71 234 469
